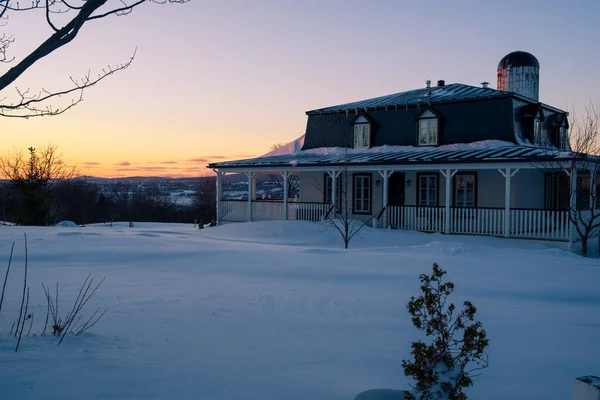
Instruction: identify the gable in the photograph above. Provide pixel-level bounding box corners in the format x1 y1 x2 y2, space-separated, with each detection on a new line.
417 109 437 119
353 115 369 124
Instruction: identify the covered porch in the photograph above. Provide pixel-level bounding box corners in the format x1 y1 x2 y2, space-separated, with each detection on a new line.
213 162 574 244
208 143 597 251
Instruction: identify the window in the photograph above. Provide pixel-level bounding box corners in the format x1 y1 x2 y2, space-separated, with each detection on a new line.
324 174 342 207
418 173 438 207
353 115 370 148
577 172 600 210
533 117 543 145
353 174 371 214
454 173 476 207
544 172 569 211
559 126 569 150
417 110 439 146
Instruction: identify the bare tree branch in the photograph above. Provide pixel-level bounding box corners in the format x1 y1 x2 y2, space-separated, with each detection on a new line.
533 103 600 256
0 34 15 63
0 0 186 118
0 49 135 118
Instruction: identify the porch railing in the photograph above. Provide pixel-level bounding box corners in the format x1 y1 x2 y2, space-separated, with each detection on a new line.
220 200 248 222
387 206 569 240
510 209 569 240
220 200 329 223
287 202 330 222
388 206 445 232
449 207 504 236
220 200 570 241
252 201 284 221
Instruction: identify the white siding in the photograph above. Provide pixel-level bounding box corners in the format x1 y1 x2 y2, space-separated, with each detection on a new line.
477 170 506 208
513 168 545 209
477 169 544 209
299 171 325 203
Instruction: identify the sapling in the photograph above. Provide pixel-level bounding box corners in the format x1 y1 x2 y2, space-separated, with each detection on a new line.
402 264 489 400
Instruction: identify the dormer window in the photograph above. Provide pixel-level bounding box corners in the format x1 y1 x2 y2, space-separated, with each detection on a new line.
353 115 370 148
533 117 543 145
417 109 439 146
559 125 569 150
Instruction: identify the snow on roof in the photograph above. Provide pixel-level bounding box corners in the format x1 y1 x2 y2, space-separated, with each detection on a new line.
208 140 576 169
260 135 305 157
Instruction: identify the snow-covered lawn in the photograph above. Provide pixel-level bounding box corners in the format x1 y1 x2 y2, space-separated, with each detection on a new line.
0 221 598 399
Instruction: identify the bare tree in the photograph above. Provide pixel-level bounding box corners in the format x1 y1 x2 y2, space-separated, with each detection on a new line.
267 173 300 200
567 105 600 256
0 145 77 225
193 177 216 225
537 104 600 256
270 143 285 151
322 148 384 249
0 0 185 118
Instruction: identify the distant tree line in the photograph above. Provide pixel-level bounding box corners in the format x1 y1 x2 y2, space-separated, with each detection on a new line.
0 146 216 226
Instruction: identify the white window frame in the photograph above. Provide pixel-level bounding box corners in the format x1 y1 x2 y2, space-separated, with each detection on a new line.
324 174 342 207
454 173 476 208
353 115 370 148
418 174 438 207
418 110 438 146
353 174 371 214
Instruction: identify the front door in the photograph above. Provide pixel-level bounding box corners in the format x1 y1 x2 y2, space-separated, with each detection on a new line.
388 172 405 206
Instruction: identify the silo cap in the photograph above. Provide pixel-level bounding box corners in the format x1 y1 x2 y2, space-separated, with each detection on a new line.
498 51 540 69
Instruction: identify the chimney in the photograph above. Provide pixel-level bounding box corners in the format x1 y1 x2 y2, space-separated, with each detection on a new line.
426 80 431 88
437 80 445 87
481 81 489 88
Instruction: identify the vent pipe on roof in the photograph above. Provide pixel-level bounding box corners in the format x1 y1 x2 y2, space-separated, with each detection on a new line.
437 80 445 87
481 81 489 88
426 80 431 89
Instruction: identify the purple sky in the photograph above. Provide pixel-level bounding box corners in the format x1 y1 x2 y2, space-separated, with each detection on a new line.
1 0 598 177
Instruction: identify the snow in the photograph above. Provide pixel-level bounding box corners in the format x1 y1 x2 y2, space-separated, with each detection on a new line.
55 220 77 227
300 140 516 157
0 221 599 400
260 134 305 157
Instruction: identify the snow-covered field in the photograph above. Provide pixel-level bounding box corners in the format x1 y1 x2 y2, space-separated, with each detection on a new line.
0 221 598 399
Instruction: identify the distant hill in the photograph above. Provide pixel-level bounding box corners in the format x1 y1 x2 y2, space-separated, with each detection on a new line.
2 174 274 185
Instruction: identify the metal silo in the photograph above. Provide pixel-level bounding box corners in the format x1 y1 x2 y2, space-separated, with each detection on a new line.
497 51 540 101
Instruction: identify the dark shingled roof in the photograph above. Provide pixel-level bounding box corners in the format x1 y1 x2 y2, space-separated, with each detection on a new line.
306 83 511 115
208 144 576 170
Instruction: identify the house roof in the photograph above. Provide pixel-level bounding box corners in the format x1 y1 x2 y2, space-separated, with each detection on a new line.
305 83 565 116
306 84 508 115
208 141 576 170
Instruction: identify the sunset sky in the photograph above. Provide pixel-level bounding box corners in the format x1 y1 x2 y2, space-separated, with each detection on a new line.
1 0 599 178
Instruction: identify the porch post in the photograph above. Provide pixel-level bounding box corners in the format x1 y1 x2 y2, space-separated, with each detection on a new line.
498 168 519 238
590 168 595 213
379 170 393 228
246 171 256 222
327 170 341 211
568 168 577 251
213 169 224 226
281 171 289 220
440 169 457 234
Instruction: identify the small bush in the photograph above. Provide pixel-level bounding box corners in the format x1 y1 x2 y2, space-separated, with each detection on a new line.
402 264 489 400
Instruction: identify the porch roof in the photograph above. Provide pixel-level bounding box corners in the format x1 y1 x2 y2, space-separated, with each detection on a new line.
208 141 577 170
